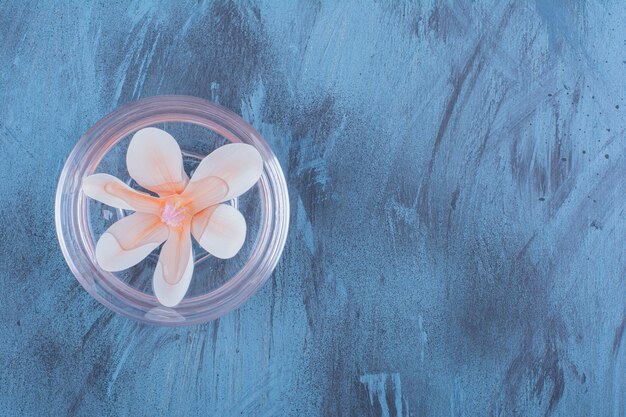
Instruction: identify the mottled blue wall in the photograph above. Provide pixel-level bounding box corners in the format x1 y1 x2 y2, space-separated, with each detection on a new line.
1 1 624 416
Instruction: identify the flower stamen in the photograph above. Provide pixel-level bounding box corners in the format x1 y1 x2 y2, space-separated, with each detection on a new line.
160 198 189 227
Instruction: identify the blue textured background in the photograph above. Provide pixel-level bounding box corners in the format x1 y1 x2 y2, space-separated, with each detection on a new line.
1 1 624 416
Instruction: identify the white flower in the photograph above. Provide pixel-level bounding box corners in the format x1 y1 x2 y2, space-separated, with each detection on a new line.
82 127 263 307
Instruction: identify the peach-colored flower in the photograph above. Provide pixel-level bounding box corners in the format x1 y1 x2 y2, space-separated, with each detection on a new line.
82 127 263 307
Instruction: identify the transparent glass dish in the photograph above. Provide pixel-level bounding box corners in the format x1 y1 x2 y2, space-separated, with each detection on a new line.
55 96 289 326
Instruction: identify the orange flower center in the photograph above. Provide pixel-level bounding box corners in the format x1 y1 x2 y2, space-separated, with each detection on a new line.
160 197 190 227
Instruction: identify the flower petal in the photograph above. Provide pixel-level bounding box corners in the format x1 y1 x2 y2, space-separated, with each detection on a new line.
153 251 193 308
157 225 192 285
126 127 189 196
181 176 229 214
82 174 162 214
95 212 168 272
152 226 194 307
191 204 246 259
186 143 262 206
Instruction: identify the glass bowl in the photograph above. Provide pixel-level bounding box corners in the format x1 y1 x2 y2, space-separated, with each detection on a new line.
55 96 289 326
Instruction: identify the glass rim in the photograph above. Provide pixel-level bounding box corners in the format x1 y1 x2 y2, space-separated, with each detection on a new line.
55 95 289 326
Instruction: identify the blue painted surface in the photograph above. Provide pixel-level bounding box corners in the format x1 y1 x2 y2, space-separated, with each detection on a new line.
0 1 625 416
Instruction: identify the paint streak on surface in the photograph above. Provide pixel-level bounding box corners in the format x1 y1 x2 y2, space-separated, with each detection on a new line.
0 1 624 416
360 373 409 417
